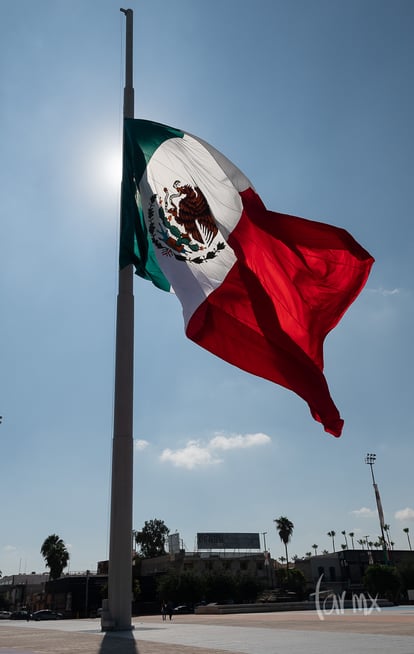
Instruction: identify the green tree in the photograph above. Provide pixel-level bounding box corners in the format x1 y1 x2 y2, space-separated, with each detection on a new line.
135 519 169 558
234 575 262 603
204 572 236 604
274 516 294 576
399 563 414 597
363 564 401 603
383 524 392 548
349 532 355 549
40 534 69 580
157 572 179 605
403 527 412 551
276 567 306 599
132 579 141 602
157 570 205 606
177 571 205 606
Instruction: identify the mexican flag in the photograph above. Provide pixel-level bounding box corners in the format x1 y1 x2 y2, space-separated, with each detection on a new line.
121 118 374 437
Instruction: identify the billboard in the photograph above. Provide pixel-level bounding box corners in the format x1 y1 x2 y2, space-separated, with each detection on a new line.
197 532 260 550
168 532 181 554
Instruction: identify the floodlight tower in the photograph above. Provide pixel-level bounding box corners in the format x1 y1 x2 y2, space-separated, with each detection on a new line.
365 453 388 562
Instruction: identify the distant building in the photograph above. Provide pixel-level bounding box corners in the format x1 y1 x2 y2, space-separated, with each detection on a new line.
0 573 49 611
45 572 108 617
295 548 414 595
0 571 107 617
139 550 271 579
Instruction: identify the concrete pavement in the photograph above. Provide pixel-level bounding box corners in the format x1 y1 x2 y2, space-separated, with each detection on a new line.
1 606 414 654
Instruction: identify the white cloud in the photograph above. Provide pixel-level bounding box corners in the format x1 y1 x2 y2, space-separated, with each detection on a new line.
395 507 414 521
3 545 17 552
160 441 222 470
209 432 271 450
368 287 400 296
134 439 149 451
350 507 376 518
382 288 400 296
160 432 272 470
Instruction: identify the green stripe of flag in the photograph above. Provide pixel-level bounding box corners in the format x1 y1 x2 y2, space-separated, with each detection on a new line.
120 120 184 290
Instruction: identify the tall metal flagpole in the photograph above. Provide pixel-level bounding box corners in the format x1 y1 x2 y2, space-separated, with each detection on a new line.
102 8 134 632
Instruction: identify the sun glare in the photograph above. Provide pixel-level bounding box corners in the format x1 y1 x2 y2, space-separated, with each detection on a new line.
101 149 122 190
78 143 123 209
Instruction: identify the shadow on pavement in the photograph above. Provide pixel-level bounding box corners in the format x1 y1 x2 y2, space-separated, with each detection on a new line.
99 631 138 654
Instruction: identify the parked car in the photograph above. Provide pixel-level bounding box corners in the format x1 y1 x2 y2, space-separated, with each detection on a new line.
10 610 31 620
32 610 63 621
0 611 12 619
173 605 193 614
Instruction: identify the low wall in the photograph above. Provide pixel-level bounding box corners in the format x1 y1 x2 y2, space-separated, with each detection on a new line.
195 599 393 614
196 602 312 614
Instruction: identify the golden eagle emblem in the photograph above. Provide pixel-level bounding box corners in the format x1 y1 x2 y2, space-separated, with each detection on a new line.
147 182 225 264
165 181 218 246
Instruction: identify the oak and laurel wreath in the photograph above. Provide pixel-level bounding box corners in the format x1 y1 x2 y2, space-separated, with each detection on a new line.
148 193 226 263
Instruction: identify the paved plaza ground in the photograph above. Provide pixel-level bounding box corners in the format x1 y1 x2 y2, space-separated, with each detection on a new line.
1 606 414 654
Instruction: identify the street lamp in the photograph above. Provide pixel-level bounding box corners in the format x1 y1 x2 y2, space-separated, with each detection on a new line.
364 453 388 562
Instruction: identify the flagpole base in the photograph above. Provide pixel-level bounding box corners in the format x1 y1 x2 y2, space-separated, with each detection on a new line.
100 599 134 632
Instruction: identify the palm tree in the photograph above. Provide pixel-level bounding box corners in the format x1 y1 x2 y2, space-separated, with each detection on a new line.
403 527 412 551
357 538 365 549
312 544 318 556
383 524 392 548
348 532 355 549
40 534 69 580
305 552 312 558
327 530 336 552
341 531 348 548
274 516 294 576
378 535 387 549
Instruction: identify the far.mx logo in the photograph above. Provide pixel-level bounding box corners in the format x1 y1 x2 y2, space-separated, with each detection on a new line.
314 574 381 621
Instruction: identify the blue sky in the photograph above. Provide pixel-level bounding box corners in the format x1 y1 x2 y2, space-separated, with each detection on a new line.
1 0 413 576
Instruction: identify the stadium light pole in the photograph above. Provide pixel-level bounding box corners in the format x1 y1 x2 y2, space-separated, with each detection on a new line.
365 453 388 563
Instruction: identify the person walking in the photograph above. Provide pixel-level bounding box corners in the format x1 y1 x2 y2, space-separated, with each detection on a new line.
161 602 166 621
